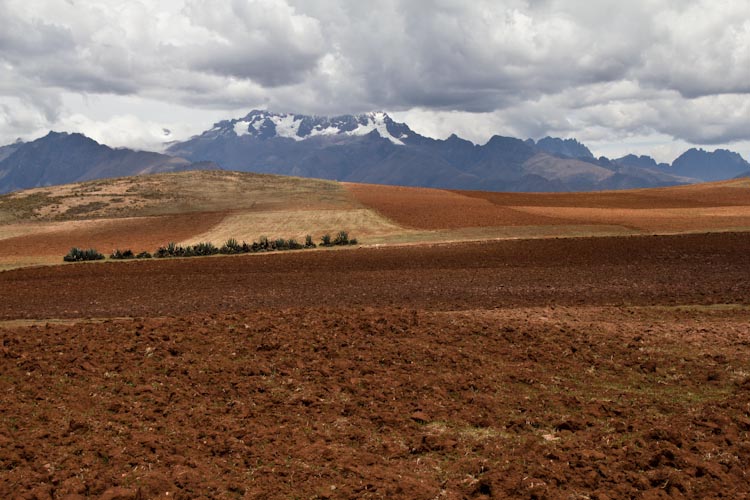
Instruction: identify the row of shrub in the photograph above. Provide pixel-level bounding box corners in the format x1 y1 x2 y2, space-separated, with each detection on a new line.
64 231 358 262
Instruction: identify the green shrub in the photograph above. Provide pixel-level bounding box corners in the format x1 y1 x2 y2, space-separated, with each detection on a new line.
151 232 349 259
155 242 178 258
110 249 135 260
220 238 243 254
64 247 105 262
333 231 349 246
136 251 152 259
274 238 288 250
257 236 270 251
193 242 218 256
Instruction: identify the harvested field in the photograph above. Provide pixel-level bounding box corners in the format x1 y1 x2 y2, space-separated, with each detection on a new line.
1 233 750 498
182 208 405 247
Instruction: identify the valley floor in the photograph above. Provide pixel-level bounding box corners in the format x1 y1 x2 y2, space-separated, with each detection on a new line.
1 233 750 498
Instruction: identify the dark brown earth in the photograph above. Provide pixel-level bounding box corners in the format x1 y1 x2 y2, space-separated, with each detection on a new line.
2 233 750 499
1 232 749 319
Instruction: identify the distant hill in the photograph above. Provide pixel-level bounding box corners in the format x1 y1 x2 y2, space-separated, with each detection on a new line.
664 148 750 182
0 132 219 194
167 110 696 192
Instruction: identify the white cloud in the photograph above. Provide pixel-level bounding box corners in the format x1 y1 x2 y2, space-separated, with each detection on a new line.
0 0 749 162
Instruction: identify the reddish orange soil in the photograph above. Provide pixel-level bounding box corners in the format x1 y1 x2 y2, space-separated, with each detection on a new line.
345 180 750 232
0 211 226 259
1 233 750 498
344 183 569 229
455 181 750 209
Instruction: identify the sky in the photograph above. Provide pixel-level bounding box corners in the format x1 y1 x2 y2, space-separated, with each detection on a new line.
1 0 749 163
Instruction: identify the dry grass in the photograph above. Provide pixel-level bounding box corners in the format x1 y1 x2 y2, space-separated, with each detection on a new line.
0 170 352 222
182 208 404 246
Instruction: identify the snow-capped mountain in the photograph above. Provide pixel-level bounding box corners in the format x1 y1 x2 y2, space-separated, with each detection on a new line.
166 110 713 192
3 110 746 194
202 110 413 145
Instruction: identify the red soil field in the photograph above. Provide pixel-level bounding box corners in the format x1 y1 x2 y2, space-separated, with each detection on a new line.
344 183 570 229
455 181 750 209
1 233 750 498
345 180 750 233
2 307 749 499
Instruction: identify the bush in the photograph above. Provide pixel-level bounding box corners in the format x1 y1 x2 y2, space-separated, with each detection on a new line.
110 249 135 260
320 234 332 247
257 236 270 251
286 238 303 250
220 238 243 254
155 242 178 258
304 235 316 248
349 238 358 245
274 238 288 250
333 231 349 246
64 247 105 262
136 251 152 259
193 242 218 256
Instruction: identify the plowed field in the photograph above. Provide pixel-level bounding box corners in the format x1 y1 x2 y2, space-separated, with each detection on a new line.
2 233 750 499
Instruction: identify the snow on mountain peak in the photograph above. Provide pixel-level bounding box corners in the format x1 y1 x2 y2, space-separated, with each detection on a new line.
223 110 408 145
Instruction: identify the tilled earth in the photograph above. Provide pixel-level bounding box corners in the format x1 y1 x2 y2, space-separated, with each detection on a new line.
1 233 750 499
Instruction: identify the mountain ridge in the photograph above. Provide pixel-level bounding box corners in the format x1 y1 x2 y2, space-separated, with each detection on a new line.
0 132 218 194
168 110 731 192
3 110 749 194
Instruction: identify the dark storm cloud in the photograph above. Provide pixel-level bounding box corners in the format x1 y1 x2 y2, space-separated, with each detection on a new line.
1 0 750 150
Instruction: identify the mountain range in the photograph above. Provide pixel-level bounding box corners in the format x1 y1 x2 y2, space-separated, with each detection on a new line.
166 110 750 192
1 110 749 194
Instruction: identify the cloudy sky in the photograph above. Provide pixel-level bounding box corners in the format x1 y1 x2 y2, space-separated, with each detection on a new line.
1 0 749 162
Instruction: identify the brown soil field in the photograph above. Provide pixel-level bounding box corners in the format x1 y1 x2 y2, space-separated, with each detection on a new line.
2 233 750 498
